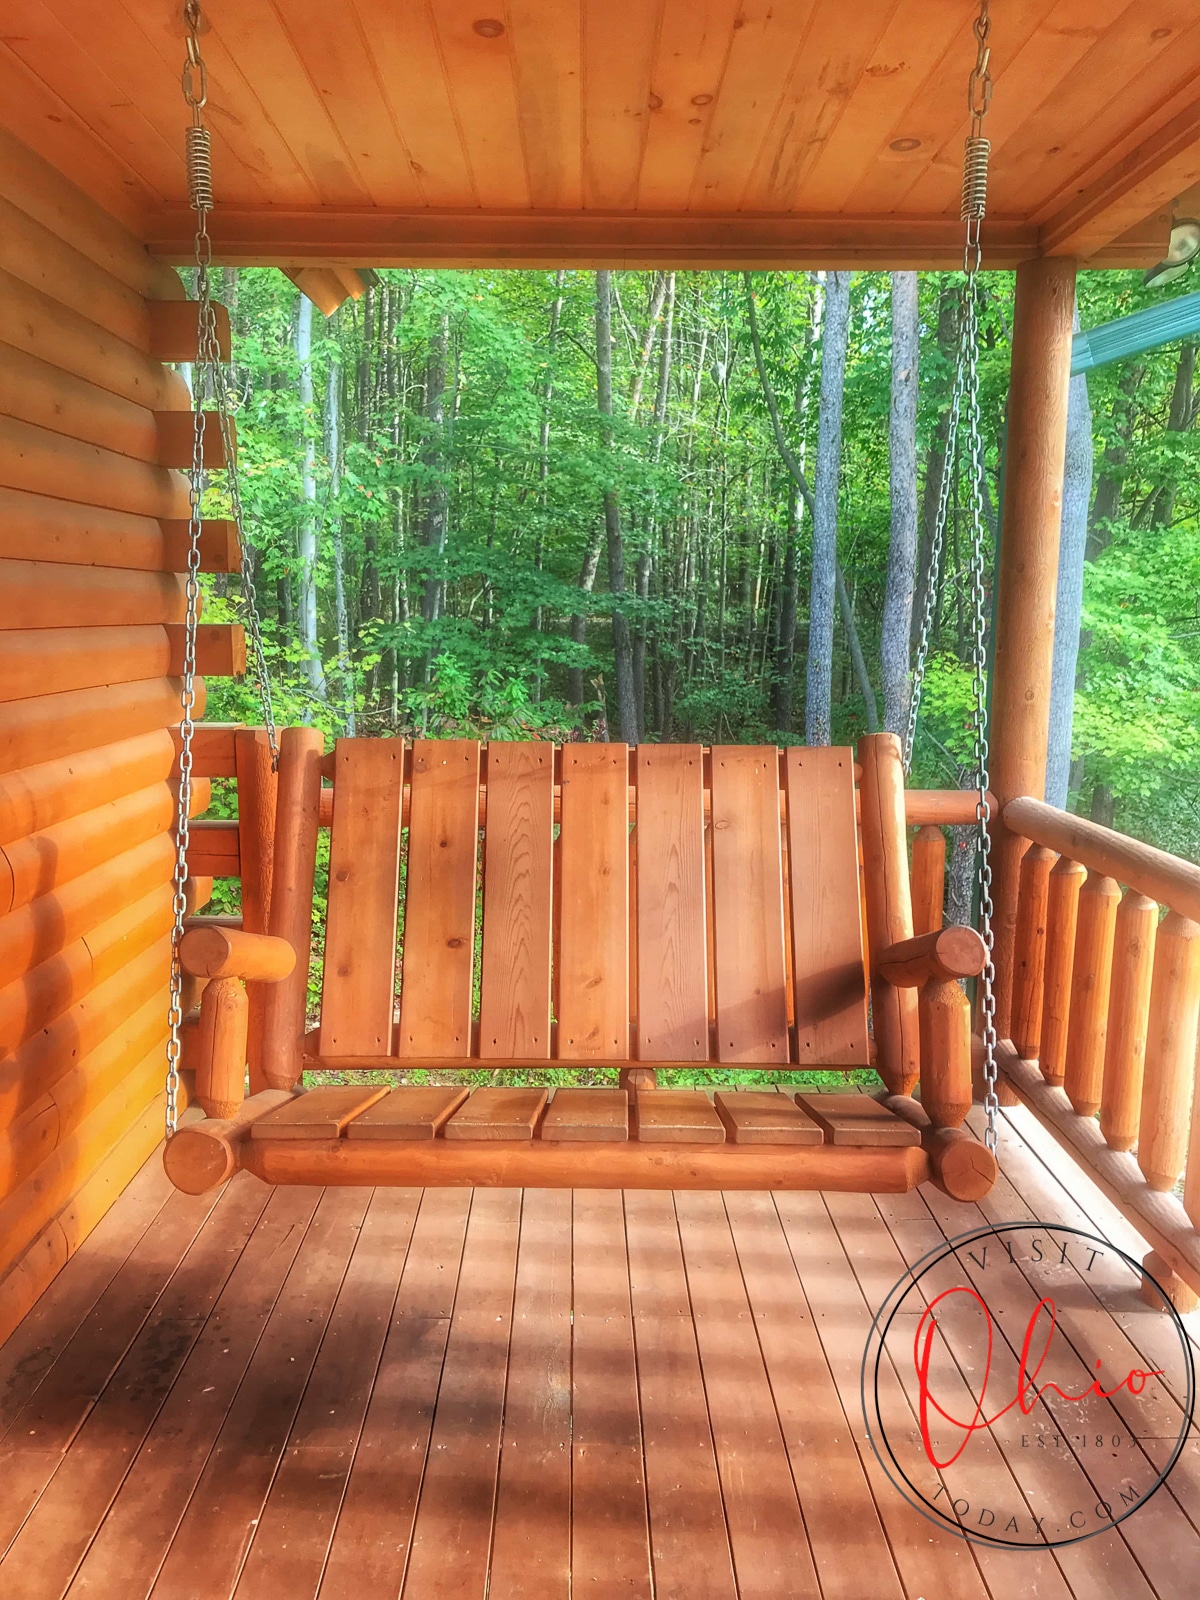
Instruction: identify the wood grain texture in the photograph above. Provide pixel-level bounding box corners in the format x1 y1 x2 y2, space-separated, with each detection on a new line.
479 740 553 1057
795 1094 922 1148
714 1089 822 1146
540 1087 629 1142
784 745 869 1066
397 738 480 1057
634 744 708 1060
320 737 404 1056
344 1085 468 1140
635 1088 725 1144
557 743 629 1059
249 1085 388 1140
709 746 788 1063
444 1086 549 1141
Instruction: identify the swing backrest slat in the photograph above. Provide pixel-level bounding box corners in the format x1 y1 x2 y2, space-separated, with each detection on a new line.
556 744 630 1060
634 744 708 1061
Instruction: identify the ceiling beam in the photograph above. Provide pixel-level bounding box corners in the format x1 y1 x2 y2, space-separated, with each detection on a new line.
145 206 1042 272
1039 94 1200 260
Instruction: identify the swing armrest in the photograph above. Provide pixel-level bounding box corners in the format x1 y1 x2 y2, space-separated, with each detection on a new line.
878 926 986 988
179 926 296 984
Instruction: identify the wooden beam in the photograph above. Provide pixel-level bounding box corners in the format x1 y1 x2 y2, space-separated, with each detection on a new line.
989 258 1077 1038
145 207 1041 271
165 623 246 678
147 301 232 363
159 519 241 574
1040 94 1200 259
155 412 233 470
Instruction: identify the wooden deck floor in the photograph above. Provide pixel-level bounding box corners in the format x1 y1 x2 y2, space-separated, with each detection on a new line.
1 1107 1198 1600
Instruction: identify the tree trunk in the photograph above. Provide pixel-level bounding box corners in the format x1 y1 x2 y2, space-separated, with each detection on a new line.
325 343 355 735
773 495 800 731
595 271 639 743
295 293 326 706
1045 311 1092 808
567 527 604 707
881 271 919 736
806 271 851 747
1149 341 1196 528
420 312 450 632
1087 363 1142 557
912 285 958 650
836 562 879 732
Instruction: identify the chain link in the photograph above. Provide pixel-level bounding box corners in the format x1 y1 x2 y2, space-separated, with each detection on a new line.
905 0 1000 1156
167 1 278 1138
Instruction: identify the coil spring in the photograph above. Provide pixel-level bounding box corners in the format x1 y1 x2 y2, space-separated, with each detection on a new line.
961 135 989 222
186 124 213 213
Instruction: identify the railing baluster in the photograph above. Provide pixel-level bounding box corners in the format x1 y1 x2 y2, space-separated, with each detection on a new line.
911 824 946 937
1100 890 1157 1153
1011 844 1056 1060
1064 873 1121 1117
1040 856 1087 1087
1138 912 1200 1192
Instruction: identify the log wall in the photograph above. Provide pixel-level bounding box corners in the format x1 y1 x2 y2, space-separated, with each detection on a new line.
0 131 199 1344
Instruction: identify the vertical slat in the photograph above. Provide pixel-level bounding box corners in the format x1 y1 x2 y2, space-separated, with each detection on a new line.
1010 843 1056 1060
479 741 553 1058
557 743 629 1059
909 825 945 938
319 738 404 1057
709 746 788 1063
1039 856 1087 1086
234 727 277 1095
396 739 481 1058
1100 890 1157 1153
1064 872 1121 1117
260 726 323 1090
1138 912 1200 1192
856 733 918 1094
784 746 868 1067
635 745 707 1061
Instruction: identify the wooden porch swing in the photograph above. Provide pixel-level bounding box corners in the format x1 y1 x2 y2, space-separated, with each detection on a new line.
164 727 996 1202
161 0 1001 1205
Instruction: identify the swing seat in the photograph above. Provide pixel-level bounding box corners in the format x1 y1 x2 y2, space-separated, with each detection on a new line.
165 731 997 1201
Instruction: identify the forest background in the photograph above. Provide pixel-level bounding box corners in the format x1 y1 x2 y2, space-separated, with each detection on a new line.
196 265 1200 895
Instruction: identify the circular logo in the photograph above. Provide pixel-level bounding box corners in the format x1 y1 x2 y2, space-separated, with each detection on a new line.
861 1221 1196 1548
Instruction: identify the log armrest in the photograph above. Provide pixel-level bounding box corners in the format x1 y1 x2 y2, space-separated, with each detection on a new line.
179 925 296 983
878 926 986 988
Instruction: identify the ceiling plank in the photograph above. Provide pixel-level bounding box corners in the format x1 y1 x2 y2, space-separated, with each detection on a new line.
509 0 584 210
1039 93 1200 257
431 2 533 209
635 0 742 212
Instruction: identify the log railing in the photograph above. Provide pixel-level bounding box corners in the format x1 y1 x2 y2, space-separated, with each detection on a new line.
1001 796 1200 1309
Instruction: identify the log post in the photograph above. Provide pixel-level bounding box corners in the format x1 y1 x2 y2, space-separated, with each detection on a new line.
911 824 946 937
1063 872 1120 1117
259 726 323 1090
988 258 1077 1038
878 927 985 1131
235 728 279 1094
1138 912 1200 1192
1010 844 1056 1059
1040 856 1087 1086
195 976 248 1120
1100 891 1157 1153
857 733 919 1095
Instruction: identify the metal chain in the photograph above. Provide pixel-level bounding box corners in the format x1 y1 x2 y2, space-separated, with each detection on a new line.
904 0 1000 1154
167 0 277 1138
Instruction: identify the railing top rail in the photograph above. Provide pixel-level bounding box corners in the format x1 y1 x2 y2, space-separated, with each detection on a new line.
1004 796 1200 923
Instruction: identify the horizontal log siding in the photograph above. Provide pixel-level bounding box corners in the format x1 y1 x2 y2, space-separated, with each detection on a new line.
0 130 192 1315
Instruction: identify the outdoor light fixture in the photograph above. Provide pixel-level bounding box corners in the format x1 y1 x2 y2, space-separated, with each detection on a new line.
1143 217 1200 288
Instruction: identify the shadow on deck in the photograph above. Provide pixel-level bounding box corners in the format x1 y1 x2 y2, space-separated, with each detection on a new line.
0 1107 1198 1600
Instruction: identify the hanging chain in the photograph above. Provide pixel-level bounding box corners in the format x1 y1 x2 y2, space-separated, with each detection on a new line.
904 0 999 1155
167 0 278 1137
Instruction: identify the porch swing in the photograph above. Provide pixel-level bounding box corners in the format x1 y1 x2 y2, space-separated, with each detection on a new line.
163 1 1002 1204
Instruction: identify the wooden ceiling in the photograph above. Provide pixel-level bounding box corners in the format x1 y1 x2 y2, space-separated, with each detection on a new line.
1 0 1199 268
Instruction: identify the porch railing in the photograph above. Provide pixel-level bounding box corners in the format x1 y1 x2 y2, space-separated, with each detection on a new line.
993 798 1200 1302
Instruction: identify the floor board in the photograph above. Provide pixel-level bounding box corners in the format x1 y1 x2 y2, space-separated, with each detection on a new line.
1 1108 1198 1600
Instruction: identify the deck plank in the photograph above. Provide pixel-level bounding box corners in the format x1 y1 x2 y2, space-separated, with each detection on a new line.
487 1188 573 1600
624 1189 738 1600
63 1185 324 1600
570 1189 652 1597
0 1176 273 1600
673 1188 822 1599
145 1187 373 1600
318 1189 472 1600
401 1188 521 1600
233 1189 422 1599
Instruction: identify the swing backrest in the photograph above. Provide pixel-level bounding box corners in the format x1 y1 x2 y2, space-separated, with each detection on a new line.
315 739 870 1069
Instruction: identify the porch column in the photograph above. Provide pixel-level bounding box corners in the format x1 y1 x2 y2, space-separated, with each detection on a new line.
990 256 1077 1037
